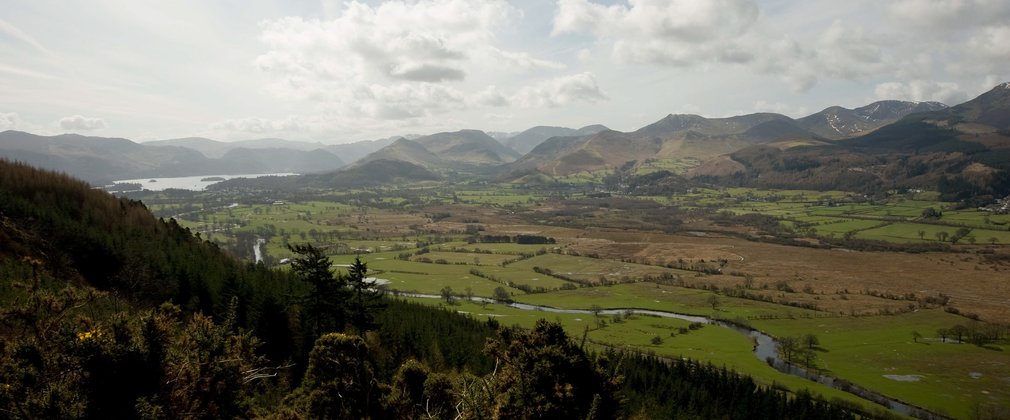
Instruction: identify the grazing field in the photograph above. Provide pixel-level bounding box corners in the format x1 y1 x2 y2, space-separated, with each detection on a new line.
509 253 689 284
403 297 881 414
514 282 823 320
752 310 1010 419
139 183 1010 417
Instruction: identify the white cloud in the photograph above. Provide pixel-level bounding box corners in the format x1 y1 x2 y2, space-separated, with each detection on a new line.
490 49 565 71
0 18 55 56
548 0 1007 95
210 116 308 134
0 112 21 130
554 0 759 66
887 0 1010 31
58 115 106 131
252 0 577 128
944 25 1010 76
815 21 891 80
873 80 967 105
513 72 607 108
473 85 509 107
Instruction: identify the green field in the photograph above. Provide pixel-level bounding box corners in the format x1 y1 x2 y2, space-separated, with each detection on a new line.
752 310 1010 419
509 254 688 284
403 297 889 415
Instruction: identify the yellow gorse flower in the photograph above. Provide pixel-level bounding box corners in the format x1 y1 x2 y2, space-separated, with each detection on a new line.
77 328 103 342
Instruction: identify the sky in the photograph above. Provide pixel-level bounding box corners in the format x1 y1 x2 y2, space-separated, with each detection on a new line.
1 0 1008 144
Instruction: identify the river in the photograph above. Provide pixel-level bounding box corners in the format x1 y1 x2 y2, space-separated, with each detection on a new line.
396 292 947 419
253 238 265 264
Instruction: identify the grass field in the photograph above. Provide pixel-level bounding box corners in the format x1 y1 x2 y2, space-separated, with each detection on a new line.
751 310 1010 419
515 282 823 320
509 254 688 284
403 297 889 415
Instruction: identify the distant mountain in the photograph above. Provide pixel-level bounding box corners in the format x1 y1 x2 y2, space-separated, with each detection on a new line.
0 131 344 185
355 138 446 168
211 159 439 190
413 129 521 165
149 135 398 167
947 82 1010 129
323 137 399 165
310 159 440 187
503 113 814 178
0 131 237 184
147 137 327 158
502 99 960 179
507 131 655 176
503 125 609 155
797 100 948 139
218 147 344 173
634 113 792 138
690 83 1010 200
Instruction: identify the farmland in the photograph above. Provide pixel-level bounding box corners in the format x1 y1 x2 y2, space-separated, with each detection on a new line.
133 182 1010 418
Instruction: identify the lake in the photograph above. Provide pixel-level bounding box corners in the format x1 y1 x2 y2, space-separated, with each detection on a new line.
112 173 297 191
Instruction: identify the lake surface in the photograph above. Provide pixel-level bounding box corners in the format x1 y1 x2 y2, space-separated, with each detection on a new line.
112 173 297 191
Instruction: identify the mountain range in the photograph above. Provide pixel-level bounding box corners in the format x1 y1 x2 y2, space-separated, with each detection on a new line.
689 83 1010 199
3 83 1007 195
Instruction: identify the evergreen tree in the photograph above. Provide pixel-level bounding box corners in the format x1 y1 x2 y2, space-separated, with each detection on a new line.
288 244 348 338
485 319 620 419
345 256 384 333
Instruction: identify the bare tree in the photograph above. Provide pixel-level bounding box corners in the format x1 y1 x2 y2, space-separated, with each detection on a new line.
707 295 721 311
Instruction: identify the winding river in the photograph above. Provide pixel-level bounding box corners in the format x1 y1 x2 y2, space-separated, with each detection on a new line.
253 238 266 264
398 292 947 419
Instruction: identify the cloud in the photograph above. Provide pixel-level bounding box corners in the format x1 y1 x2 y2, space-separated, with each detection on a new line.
549 0 1008 94
473 85 509 107
887 0 1010 31
58 115 106 131
210 116 308 134
873 80 967 105
815 21 891 80
0 112 20 130
553 0 759 66
0 18 55 56
388 63 465 82
513 72 607 108
253 0 573 126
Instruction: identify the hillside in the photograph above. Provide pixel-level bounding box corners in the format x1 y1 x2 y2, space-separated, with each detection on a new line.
219 147 344 173
797 100 948 139
147 136 324 158
0 158 279 300
503 124 608 155
354 138 446 168
413 129 521 165
0 131 240 184
149 136 398 166
691 83 1010 199
308 158 440 187
323 136 399 164
505 113 816 177
0 131 345 184
210 158 439 190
